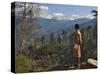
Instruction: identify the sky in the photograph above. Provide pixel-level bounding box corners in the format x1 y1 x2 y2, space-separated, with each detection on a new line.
15 2 97 20
39 3 97 16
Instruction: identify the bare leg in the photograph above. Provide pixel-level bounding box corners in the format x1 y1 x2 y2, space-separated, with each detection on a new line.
73 57 78 68
77 58 81 69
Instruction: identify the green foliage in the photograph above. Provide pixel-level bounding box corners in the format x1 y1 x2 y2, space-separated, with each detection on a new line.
15 53 34 73
16 21 97 72
80 25 97 61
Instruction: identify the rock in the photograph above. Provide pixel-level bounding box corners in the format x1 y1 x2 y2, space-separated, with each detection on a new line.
87 59 97 66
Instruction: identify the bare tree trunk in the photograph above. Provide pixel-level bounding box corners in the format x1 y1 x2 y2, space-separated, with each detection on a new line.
19 16 24 53
18 3 26 53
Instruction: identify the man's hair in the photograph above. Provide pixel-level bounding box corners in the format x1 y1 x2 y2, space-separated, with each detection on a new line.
75 24 80 29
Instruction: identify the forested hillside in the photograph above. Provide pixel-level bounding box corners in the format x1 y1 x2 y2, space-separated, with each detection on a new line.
12 2 97 73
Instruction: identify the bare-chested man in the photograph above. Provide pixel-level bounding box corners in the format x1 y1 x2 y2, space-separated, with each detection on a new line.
74 24 82 69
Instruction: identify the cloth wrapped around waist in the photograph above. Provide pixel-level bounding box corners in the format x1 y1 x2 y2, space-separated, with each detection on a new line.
74 44 80 49
74 43 81 58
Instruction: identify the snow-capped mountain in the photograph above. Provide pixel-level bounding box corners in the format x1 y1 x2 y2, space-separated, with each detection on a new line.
15 15 97 38
39 12 95 21
36 17 92 33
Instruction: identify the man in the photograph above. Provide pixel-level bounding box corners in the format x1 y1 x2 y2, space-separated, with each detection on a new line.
74 24 82 69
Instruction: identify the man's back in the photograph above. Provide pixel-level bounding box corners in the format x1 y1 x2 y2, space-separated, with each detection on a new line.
74 30 82 45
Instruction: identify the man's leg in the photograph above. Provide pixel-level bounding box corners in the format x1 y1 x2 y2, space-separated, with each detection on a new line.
77 46 81 69
77 58 81 68
73 49 78 68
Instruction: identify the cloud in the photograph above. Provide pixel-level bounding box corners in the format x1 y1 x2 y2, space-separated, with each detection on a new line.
40 12 65 20
52 13 66 20
68 14 89 20
14 3 95 20
39 6 49 18
40 13 95 20
40 14 52 19
52 13 64 16
84 14 95 19
45 14 52 19
15 4 49 16
65 14 80 20
71 14 81 18
39 6 48 10
66 14 95 20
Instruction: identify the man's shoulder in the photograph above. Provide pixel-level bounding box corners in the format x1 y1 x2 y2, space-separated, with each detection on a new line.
74 30 81 35
78 30 81 35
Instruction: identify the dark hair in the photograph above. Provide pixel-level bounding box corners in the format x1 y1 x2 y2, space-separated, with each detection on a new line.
75 24 80 29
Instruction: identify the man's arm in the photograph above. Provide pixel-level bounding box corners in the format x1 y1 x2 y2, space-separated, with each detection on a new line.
79 32 82 45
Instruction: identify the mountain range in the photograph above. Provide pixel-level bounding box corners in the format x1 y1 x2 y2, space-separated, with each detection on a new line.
15 16 97 37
